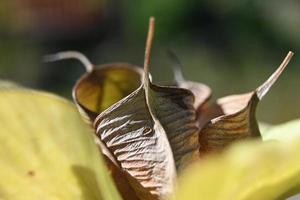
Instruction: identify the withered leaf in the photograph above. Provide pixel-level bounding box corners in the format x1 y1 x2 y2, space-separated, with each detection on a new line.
94 18 199 200
45 51 143 122
45 52 144 199
199 51 294 155
168 51 212 129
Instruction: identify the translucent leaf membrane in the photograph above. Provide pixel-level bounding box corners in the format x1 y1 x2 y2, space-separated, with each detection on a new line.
73 63 143 122
45 51 143 123
0 89 121 200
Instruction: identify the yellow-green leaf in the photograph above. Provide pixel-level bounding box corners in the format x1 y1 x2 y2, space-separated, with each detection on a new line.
0 80 21 89
174 127 300 200
262 119 300 142
0 89 121 200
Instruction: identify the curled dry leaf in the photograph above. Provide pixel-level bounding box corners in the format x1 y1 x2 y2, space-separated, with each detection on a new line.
93 18 199 200
45 51 143 123
45 52 143 199
45 18 294 200
199 51 294 155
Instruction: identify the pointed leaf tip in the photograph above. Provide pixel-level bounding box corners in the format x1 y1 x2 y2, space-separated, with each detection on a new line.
198 51 294 156
256 51 293 100
143 17 155 86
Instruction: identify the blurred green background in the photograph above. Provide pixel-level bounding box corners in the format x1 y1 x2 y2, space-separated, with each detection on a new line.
0 0 299 124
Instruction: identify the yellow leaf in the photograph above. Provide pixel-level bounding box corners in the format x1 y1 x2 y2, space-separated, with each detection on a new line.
0 80 21 89
174 131 300 200
0 89 121 200
263 119 300 142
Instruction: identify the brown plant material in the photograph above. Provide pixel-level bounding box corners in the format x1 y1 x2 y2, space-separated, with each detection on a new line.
168 51 212 129
93 17 199 200
45 17 295 200
45 52 143 123
199 51 294 155
45 52 146 199
103 155 141 200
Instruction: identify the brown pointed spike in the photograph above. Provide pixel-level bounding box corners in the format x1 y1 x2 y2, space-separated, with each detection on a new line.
143 17 155 88
143 18 200 171
256 51 294 100
199 51 293 156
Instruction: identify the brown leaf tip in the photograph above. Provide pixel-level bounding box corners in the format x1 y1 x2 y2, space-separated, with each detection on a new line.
143 17 155 85
256 51 294 100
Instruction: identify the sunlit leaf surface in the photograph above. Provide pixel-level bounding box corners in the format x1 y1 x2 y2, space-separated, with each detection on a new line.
0 80 21 89
262 119 300 141
174 119 300 200
0 89 121 200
